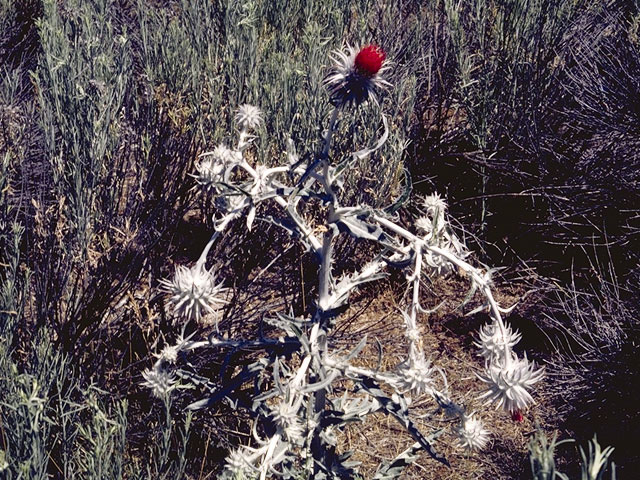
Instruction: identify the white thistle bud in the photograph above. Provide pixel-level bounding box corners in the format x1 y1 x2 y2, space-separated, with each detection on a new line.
195 144 241 189
141 366 177 398
202 144 241 166
194 156 224 189
478 355 545 413
159 264 227 323
475 321 522 361
456 413 490 451
423 193 447 219
235 104 263 131
397 354 439 397
156 344 179 364
270 402 305 444
222 448 256 479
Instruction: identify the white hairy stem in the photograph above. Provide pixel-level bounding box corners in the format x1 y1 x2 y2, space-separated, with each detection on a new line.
317 227 336 312
373 214 513 367
407 242 423 364
195 231 220 270
321 107 339 159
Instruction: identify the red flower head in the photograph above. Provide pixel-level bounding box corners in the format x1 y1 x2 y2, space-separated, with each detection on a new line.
324 44 391 107
355 45 386 77
511 410 524 422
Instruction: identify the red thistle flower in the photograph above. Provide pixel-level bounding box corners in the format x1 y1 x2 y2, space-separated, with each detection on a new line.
324 44 390 107
511 410 524 422
355 45 386 77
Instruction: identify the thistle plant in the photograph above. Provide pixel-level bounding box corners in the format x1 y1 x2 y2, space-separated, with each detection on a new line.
143 44 544 478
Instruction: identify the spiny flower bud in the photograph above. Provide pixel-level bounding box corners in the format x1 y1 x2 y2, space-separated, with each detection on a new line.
475 321 522 361
159 264 227 323
142 366 177 398
478 355 545 413
235 104 263 131
456 413 490 451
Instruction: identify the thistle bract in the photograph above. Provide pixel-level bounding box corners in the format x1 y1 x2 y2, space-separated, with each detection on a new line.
397 354 439 397
142 366 177 398
476 321 522 361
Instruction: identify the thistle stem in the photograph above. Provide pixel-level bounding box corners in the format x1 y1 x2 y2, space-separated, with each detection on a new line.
195 231 220 270
310 106 341 474
317 226 336 312
408 242 423 364
373 214 513 367
321 107 339 160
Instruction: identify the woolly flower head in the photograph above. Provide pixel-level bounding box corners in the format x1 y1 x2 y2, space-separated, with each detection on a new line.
209 144 239 164
270 402 305 443
235 104 263 131
324 44 390 107
142 366 177 398
159 264 227 323
423 193 447 214
478 355 545 413
397 354 440 397
222 448 255 480
154 333 197 364
475 321 522 361
195 144 241 189
156 344 180 364
194 157 224 189
423 193 447 226
456 413 490 451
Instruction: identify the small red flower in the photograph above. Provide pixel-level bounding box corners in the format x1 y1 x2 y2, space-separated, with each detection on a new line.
354 45 386 77
511 410 524 422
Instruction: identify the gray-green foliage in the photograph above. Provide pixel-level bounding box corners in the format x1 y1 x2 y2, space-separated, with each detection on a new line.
529 430 616 480
0 329 129 479
30 0 134 339
529 430 573 480
443 0 584 229
0 316 185 479
444 0 583 152
34 0 131 252
125 398 192 480
372 442 425 480
0 204 120 478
